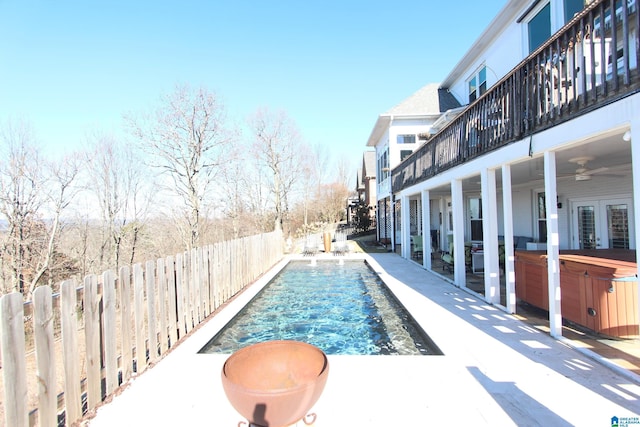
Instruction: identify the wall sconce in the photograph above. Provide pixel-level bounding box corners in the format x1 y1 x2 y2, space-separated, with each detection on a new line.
623 130 631 141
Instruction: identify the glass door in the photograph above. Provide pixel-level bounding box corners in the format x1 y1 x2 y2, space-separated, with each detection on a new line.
572 198 633 249
606 202 631 249
445 198 453 253
576 204 597 249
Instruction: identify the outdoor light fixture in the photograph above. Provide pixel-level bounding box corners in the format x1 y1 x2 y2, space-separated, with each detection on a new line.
623 130 631 141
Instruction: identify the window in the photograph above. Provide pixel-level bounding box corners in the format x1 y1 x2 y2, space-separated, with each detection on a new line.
564 0 585 23
537 192 548 243
400 150 412 162
397 134 416 144
469 197 483 241
378 148 389 181
468 66 487 103
528 2 551 53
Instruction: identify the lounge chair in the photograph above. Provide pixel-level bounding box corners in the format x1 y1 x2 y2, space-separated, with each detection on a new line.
333 231 349 255
303 235 318 256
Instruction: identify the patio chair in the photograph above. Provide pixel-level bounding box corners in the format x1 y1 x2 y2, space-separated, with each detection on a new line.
303 235 318 256
441 234 454 272
411 235 423 259
333 231 349 256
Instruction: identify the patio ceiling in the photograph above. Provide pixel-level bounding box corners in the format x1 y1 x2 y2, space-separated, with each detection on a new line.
423 129 632 195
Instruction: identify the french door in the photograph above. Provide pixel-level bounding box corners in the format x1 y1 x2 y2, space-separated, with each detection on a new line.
572 198 634 250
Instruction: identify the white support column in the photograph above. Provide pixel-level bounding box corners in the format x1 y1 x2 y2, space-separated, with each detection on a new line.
401 195 411 259
481 168 500 305
502 164 516 313
390 197 396 251
544 151 562 338
422 190 431 269
451 180 466 287
439 197 446 252
630 114 640 330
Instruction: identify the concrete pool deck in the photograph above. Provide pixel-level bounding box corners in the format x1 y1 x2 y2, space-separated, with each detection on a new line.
86 253 640 426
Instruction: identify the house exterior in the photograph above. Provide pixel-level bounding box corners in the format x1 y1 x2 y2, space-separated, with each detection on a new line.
366 83 461 245
351 151 377 228
379 0 640 338
360 151 377 217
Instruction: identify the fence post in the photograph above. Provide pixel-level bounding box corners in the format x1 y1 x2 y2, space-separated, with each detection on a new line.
103 270 118 395
183 251 193 333
165 255 178 347
33 286 57 427
145 260 158 364
174 254 185 339
60 280 82 424
133 263 146 373
84 274 102 410
207 244 215 312
156 258 168 355
119 266 133 383
0 292 28 427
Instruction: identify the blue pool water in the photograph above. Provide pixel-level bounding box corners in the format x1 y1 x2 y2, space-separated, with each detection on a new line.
199 260 442 355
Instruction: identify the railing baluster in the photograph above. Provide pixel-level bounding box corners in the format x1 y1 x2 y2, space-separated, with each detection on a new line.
621 0 631 86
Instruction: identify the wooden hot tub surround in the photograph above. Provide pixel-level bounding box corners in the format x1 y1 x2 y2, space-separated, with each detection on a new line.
515 250 639 338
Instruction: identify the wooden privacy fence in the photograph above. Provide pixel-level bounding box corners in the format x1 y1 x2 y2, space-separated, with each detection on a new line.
0 230 284 427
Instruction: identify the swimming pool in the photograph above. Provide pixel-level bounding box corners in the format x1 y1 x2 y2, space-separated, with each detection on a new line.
199 260 442 355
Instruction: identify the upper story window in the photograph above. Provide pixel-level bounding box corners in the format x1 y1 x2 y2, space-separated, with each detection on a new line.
468 66 487 103
564 0 586 23
528 2 551 53
400 150 413 162
397 134 416 144
377 147 389 182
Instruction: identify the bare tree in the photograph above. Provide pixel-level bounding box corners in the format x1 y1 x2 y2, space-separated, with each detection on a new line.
84 131 152 272
127 84 235 249
25 152 82 297
315 181 350 224
0 120 44 295
299 143 328 228
216 144 249 239
248 108 305 232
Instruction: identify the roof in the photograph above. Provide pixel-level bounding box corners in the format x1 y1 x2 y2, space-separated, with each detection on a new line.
366 83 461 147
384 83 460 116
362 151 376 179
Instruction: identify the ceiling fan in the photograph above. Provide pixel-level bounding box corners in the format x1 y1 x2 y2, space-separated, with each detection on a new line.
568 156 609 181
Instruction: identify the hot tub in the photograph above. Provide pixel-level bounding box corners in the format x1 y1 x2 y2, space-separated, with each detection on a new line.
515 250 638 338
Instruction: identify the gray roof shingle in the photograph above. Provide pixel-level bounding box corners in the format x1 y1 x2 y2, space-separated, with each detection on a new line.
384 83 461 116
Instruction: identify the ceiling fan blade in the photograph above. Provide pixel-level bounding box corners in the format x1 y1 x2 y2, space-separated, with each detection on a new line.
584 167 609 176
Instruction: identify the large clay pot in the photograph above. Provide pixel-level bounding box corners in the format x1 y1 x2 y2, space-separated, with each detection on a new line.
323 232 331 253
221 340 329 427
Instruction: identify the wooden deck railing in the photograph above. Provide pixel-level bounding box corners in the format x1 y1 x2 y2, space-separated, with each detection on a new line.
393 0 640 193
0 230 284 427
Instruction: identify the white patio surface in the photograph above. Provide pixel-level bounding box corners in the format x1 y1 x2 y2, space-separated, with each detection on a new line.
86 253 640 426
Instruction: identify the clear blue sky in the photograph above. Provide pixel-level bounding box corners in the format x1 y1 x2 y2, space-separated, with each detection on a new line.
0 0 506 172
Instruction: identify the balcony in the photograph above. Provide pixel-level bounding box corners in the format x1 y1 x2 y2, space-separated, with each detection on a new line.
392 0 640 193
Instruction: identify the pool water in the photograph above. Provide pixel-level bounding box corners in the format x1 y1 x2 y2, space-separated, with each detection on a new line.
199 260 442 355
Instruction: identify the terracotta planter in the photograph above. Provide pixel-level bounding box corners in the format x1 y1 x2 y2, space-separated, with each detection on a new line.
221 340 329 427
323 232 331 253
